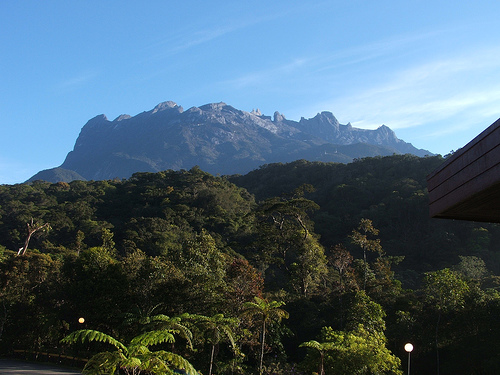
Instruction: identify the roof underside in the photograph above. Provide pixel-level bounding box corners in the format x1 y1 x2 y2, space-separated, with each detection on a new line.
427 118 500 223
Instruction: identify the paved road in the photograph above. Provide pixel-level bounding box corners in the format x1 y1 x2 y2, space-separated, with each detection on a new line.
0 359 82 374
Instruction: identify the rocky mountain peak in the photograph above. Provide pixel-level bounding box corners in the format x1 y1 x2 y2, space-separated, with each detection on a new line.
273 111 286 122
27 101 433 183
84 114 109 129
114 114 132 122
151 101 180 114
375 125 398 140
91 114 108 122
199 102 227 112
316 111 340 126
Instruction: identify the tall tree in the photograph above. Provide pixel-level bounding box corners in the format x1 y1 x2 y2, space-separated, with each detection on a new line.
330 244 356 328
299 340 333 375
257 185 319 266
191 313 238 375
241 297 289 375
424 268 469 375
17 218 50 256
350 218 382 290
290 236 328 297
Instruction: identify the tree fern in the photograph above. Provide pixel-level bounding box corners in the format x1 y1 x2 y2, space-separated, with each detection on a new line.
148 313 194 349
61 329 127 353
131 329 176 347
61 328 197 375
241 297 289 375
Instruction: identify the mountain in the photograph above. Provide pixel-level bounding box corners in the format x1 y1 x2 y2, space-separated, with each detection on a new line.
28 101 432 182
29 167 87 183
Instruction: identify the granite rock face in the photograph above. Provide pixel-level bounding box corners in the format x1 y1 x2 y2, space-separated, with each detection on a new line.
28 101 432 182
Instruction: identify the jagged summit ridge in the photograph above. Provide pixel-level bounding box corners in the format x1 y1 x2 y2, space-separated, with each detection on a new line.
28 101 433 183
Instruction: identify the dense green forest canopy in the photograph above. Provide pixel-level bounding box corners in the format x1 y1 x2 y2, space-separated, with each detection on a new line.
230 156 500 282
2 155 500 374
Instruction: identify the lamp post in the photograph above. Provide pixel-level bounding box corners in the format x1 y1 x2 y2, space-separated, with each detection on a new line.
404 343 413 375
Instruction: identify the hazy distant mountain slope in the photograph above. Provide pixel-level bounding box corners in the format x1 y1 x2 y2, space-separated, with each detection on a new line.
28 101 432 182
29 167 86 183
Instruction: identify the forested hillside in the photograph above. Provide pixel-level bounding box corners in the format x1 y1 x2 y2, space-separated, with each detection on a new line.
230 155 500 286
1 156 500 374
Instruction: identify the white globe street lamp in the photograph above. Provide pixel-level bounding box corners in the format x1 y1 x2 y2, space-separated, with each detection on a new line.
404 343 414 375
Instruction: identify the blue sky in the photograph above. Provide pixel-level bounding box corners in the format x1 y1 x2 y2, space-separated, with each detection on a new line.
2 1 500 184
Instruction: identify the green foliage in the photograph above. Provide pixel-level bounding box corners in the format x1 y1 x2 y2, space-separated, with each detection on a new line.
0 250 63 351
231 155 500 279
299 340 333 375
146 313 194 350
241 297 289 374
61 328 197 375
319 326 402 375
350 218 383 290
62 329 127 352
3 157 500 373
424 268 469 312
289 236 328 297
346 291 386 334
189 313 238 375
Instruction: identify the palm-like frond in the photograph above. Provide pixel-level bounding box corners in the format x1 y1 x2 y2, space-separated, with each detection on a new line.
150 314 182 324
122 304 165 326
241 297 289 323
192 313 237 347
61 329 128 353
138 355 172 374
153 350 198 375
82 351 123 375
300 340 322 351
218 322 236 348
131 329 177 347
149 314 194 348
128 344 151 357
62 327 199 375
121 356 142 369
268 306 289 322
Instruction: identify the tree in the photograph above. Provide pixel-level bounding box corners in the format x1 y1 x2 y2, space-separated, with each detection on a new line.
423 268 469 375
299 290 402 374
330 245 356 328
191 313 238 375
299 340 333 375
319 325 402 375
256 185 320 266
0 250 63 351
122 308 194 352
241 297 289 374
346 290 386 334
290 236 328 297
61 328 197 375
225 258 264 314
350 218 382 290
17 218 50 256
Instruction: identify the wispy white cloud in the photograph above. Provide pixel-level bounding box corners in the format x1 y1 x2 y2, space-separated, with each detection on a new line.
55 70 99 92
316 45 500 133
145 10 288 59
150 24 241 56
314 30 445 73
221 58 310 89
